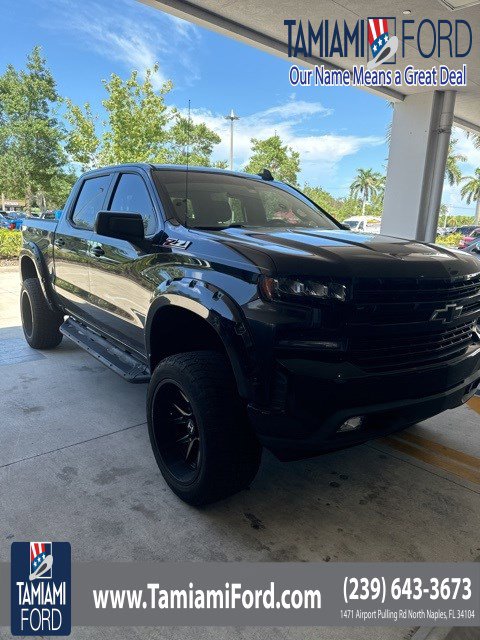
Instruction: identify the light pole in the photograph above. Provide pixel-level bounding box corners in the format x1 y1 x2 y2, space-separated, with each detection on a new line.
225 109 239 170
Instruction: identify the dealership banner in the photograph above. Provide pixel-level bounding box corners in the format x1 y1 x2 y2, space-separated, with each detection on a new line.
1 559 479 632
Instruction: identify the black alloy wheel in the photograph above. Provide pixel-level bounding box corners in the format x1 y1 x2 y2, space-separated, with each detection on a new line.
147 351 262 505
151 381 201 484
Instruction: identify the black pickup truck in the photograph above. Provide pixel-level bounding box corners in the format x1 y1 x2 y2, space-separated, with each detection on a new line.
20 164 480 504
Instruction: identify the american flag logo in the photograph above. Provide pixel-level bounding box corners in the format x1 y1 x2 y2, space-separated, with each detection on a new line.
367 17 399 69
29 541 53 580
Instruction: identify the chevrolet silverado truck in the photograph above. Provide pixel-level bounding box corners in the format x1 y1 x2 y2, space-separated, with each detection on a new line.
20 164 480 505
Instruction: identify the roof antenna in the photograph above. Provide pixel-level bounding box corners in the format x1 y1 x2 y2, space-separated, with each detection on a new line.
184 99 191 228
258 168 274 181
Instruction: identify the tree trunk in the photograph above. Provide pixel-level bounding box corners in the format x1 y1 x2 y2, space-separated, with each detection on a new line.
475 197 480 226
25 186 32 214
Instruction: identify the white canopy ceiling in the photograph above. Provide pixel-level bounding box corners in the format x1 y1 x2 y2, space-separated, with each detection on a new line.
140 0 480 132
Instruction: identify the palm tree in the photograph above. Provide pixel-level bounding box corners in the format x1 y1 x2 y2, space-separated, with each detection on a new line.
445 139 467 186
350 168 384 214
460 168 480 225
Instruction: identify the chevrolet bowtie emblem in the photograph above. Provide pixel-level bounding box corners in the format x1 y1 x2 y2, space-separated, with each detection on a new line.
430 303 463 323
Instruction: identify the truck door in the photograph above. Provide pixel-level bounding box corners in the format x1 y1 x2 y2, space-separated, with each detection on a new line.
87 171 161 356
53 173 113 322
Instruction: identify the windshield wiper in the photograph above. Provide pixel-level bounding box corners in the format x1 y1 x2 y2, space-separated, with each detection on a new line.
194 223 246 230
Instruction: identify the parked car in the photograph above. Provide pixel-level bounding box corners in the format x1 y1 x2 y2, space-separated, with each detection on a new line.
0 210 24 230
465 237 480 260
39 211 57 220
0 211 10 228
437 226 457 237
459 227 480 250
20 164 480 505
343 216 381 234
456 225 478 235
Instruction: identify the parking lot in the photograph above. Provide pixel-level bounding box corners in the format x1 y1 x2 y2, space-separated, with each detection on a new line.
1 264 479 640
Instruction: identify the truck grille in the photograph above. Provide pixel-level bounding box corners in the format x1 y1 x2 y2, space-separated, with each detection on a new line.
348 274 480 372
354 273 480 304
350 320 477 372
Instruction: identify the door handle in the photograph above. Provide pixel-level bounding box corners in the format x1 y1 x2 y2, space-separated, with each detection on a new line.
54 238 65 247
91 246 105 257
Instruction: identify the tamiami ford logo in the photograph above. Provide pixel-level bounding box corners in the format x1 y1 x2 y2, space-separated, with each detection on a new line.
11 542 71 636
285 17 471 88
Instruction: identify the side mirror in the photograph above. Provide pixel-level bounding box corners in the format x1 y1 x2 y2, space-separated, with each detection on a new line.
94 210 145 243
341 223 351 230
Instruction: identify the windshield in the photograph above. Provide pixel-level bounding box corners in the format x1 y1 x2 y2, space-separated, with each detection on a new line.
5 211 21 220
154 171 340 231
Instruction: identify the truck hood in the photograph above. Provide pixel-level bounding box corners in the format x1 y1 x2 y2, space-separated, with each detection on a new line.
210 227 479 279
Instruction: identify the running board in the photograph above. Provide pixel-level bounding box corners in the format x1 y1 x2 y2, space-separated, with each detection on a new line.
60 318 150 383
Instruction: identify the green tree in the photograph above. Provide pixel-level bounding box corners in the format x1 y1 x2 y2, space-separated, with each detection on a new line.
460 168 480 225
0 46 65 211
245 134 300 185
367 174 386 216
467 133 480 225
337 196 363 221
302 185 365 222
64 64 222 168
166 112 222 166
47 169 77 208
99 65 172 165
445 139 466 186
349 168 383 214
64 100 99 171
303 185 338 213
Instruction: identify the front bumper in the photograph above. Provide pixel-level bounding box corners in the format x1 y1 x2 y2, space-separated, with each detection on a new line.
248 345 480 460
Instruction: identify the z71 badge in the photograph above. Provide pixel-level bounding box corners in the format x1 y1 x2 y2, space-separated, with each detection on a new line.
162 238 191 250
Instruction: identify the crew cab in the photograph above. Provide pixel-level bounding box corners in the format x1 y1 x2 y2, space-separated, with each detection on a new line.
20 164 480 505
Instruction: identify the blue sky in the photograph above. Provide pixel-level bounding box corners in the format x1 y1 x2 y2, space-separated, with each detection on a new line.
1 0 478 214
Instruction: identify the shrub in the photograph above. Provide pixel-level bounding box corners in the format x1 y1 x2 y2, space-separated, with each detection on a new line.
436 233 462 247
0 228 22 259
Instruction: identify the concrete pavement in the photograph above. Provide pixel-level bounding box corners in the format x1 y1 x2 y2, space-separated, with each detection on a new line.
1 266 479 640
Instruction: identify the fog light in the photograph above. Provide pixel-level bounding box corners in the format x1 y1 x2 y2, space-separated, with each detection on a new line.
338 416 364 433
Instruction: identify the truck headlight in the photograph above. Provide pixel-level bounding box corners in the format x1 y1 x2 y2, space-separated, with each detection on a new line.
259 276 348 303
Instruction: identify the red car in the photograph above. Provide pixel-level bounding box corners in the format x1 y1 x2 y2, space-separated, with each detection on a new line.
458 227 480 249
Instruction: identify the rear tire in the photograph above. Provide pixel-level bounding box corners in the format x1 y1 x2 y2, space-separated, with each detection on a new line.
147 351 262 506
20 278 63 349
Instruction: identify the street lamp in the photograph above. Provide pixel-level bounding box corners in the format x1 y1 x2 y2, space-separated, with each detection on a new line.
224 109 240 170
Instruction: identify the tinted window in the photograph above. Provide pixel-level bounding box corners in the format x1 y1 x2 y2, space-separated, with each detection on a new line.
72 175 111 230
110 173 156 235
155 171 339 231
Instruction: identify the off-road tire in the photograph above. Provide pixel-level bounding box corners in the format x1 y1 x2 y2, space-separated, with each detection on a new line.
20 277 63 349
147 350 262 505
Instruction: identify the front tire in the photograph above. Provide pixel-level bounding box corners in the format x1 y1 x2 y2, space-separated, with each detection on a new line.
20 278 63 349
147 351 262 506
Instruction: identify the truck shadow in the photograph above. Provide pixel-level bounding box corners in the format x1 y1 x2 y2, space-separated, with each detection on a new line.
2 322 477 566
195 441 479 563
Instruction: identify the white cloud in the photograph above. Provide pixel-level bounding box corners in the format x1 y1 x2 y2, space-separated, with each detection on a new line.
39 0 201 89
182 99 384 184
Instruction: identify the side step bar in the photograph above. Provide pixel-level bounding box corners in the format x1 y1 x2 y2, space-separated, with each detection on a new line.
60 318 150 383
